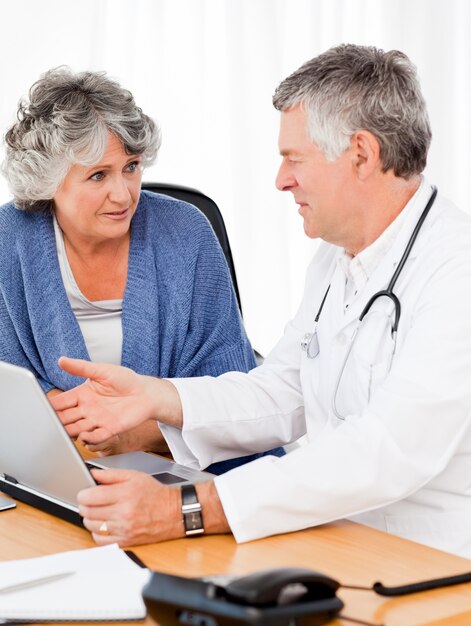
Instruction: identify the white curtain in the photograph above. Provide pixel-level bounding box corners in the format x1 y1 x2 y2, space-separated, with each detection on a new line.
0 0 469 355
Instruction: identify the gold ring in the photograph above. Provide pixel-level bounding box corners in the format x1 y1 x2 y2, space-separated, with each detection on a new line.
98 521 110 536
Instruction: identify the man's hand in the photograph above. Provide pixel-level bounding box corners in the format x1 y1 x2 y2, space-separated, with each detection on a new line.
51 357 182 446
79 470 230 546
79 469 183 546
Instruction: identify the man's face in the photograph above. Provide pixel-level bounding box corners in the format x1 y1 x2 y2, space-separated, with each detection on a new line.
276 104 356 245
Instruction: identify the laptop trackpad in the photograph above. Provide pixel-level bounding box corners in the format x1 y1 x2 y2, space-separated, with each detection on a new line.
152 472 188 485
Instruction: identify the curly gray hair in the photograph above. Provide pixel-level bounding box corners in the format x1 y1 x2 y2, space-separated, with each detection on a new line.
2 66 161 212
273 44 431 178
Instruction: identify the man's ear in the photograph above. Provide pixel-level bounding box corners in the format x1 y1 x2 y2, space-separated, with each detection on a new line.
350 130 381 180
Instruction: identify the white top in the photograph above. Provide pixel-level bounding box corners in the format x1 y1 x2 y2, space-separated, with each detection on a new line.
162 179 471 558
340 199 410 309
54 217 123 365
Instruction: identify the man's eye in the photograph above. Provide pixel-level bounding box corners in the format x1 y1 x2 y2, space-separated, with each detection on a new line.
90 171 105 181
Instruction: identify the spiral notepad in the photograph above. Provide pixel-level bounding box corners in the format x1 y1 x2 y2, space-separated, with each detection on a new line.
0 545 150 621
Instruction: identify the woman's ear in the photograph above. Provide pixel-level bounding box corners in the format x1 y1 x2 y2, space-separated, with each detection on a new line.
350 130 381 180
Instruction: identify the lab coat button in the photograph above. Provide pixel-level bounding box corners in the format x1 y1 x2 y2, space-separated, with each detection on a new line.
337 333 347 346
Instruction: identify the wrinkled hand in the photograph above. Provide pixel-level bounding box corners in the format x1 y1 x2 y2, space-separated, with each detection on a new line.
79 469 183 546
86 421 171 457
51 357 173 446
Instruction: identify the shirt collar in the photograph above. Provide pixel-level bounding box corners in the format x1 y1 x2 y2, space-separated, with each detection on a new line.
339 177 427 295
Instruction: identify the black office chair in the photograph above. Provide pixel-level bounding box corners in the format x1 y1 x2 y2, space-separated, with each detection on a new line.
140 182 242 314
141 183 279 469
141 182 263 366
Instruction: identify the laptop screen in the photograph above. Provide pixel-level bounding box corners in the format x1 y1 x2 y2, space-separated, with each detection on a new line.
0 361 95 507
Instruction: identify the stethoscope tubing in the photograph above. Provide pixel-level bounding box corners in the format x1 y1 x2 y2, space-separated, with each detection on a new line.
301 186 438 420
359 186 438 332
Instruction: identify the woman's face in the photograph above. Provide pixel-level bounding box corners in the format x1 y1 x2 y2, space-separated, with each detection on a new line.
54 132 142 246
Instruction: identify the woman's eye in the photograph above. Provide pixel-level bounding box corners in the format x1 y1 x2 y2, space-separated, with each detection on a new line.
126 161 139 173
90 171 105 181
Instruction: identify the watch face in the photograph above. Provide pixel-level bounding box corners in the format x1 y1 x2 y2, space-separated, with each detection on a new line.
184 510 204 534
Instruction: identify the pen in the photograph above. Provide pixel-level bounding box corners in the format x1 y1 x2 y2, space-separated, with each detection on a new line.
0 571 75 595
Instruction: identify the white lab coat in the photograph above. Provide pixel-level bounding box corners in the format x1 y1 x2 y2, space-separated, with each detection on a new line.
163 180 471 557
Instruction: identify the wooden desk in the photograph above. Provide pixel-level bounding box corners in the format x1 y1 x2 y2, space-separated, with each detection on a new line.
0 493 470 626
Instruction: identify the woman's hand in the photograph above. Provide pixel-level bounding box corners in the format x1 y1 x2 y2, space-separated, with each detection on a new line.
46 388 63 399
85 420 171 457
51 357 182 445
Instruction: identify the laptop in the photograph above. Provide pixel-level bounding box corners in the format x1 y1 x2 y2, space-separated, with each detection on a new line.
0 361 212 526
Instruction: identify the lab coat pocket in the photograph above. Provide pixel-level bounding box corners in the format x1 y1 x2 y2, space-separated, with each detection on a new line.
366 340 395 399
385 511 471 557
351 313 396 401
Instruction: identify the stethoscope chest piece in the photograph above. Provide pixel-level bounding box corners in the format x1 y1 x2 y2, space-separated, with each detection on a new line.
301 331 320 359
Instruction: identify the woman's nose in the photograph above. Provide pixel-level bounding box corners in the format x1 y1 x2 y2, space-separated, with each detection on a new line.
109 175 132 204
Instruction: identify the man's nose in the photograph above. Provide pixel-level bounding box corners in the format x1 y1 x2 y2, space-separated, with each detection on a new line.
275 160 295 191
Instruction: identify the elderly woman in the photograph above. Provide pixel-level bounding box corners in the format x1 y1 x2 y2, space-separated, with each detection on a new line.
0 67 283 472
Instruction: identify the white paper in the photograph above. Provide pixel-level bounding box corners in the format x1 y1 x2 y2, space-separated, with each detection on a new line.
0 544 151 620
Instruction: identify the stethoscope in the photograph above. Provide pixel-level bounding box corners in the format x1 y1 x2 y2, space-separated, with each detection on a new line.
301 186 438 420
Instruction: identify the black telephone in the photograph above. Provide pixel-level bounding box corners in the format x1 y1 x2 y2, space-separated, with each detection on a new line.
142 563 471 625
142 567 343 625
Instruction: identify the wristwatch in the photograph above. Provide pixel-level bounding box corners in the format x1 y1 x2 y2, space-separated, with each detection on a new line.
181 484 204 536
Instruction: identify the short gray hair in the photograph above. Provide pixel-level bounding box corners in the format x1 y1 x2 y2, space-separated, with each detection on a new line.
2 66 161 212
273 44 431 178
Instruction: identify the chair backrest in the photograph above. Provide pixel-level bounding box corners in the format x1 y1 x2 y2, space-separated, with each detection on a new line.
141 182 242 313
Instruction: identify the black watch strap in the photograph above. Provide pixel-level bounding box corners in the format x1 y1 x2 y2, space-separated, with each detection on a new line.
181 484 204 536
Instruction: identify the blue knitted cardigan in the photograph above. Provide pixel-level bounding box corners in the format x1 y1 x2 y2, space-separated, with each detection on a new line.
0 190 256 391
0 191 285 473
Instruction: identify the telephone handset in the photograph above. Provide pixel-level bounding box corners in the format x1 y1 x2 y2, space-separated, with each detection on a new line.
223 567 340 607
